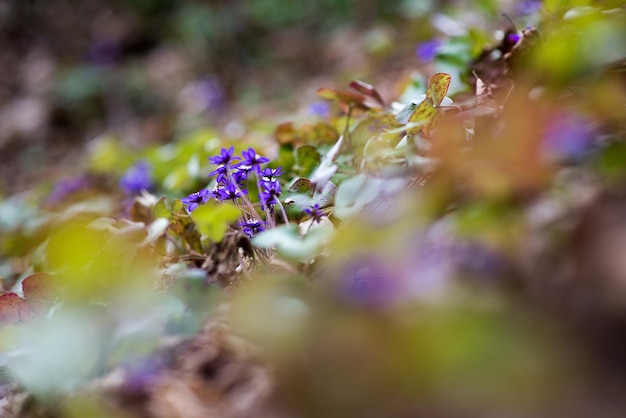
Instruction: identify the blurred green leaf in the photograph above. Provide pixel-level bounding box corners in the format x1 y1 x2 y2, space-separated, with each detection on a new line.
190 202 241 242
152 197 170 220
252 224 332 260
295 145 322 177
351 112 403 161
87 135 133 174
6 310 106 397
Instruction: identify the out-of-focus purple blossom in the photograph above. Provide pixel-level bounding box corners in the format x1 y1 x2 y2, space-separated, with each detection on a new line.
416 39 441 62
120 161 153 195
515 0 542 16
87 39 121 66
506 32 522 45
47 175 91 205
262 166 283 180
182 189 210 212
121 356 165 394
451 241 506 280
542 111 593 159
236 147 269 173
196 76 226 111
240 219 265 237
304 204 325 223
208 146 240 166
216 182 246 201
309 102 330 119
338 255 398 307
259 178 281 209
402 236 455 298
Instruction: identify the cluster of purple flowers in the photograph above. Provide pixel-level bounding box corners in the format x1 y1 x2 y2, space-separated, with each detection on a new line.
182 146 284 237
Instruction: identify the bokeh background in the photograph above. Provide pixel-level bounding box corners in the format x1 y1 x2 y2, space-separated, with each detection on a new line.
0 0 541 193
1 1 626 417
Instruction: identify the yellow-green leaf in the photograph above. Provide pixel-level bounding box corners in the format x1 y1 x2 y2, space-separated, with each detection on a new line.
426 73 451 106
406 73 451 136
407 99 438 135
190 202 241 242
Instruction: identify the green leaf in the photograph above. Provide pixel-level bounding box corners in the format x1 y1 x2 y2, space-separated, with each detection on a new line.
87 135 132 173
334 174 371 219
295 145 322 177
333 174 405 219
190 202 241 242
274 144 296 174
152 197 171 220
351 112 403 160
361 135 400 171
172 199 184 214
298 122 340 145
163 167 190 192
252 224 332 260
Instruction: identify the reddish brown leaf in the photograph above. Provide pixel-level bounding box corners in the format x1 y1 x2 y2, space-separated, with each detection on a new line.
274 122 298 145
22 272 55 302
0 293 35 326
316 88 366 107
349 80 385 106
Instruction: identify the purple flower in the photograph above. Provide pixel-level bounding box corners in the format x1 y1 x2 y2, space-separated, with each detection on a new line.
231 168 249 186
304 204 325 223
259 178 281 209
196 76 225 111
209 164 228 182
542 111 593 159
416 39 441 62
452 242 505 280
515 0 542 16
262 166 283 180
216 182 246 201
237 148 269 173
339 255 397 307
120 161 153 195
240 219 265 237
121 355 165 395
47 175 90 204
208 188 222 200
208 146 240 166
182 189 210 212
309 102 330 118
505 32 522 45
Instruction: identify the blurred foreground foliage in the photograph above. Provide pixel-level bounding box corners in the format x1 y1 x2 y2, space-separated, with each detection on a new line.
0 0 626 417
